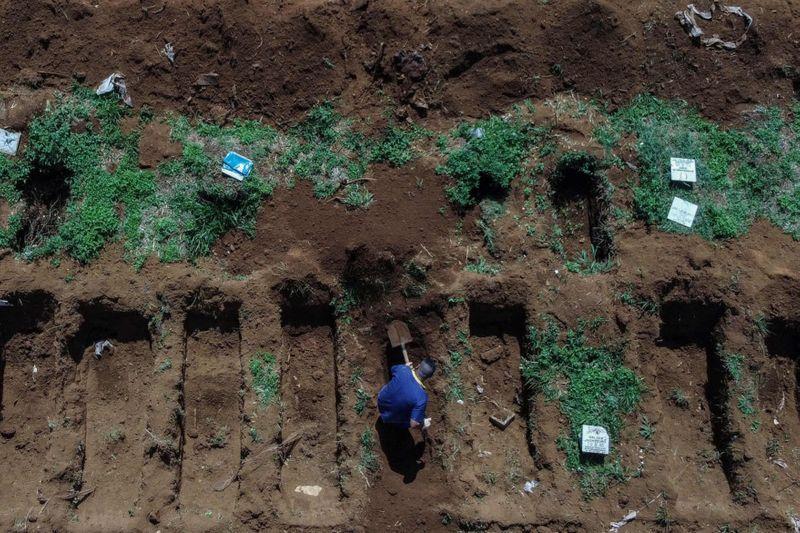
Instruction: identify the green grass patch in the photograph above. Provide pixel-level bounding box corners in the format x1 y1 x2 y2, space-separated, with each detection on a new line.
250 351 279 406
358 429 380 473
604 95 800 239
522 316 643 498
436 115 549 208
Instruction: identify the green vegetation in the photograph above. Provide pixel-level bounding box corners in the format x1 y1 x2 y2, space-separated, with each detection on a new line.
465 256 500 276
354 387 370 416
565 245 615 275
436 115 549 207
444 350 465 402
723 352 745 383
522 316 643 498
669 388 690 409
358 429 379 473
639 416 655 440
616 288 660 316
209 425 229 448
250 351 279 406
371 125 431 166
603 95 800 240
476 199 506 256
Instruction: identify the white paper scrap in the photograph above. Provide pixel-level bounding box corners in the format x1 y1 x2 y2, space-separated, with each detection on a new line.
667 197 698 227
294 485 322 497
0 129 21 156
670 157 696 182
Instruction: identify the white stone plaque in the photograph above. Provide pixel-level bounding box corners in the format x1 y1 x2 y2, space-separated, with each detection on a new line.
670 157 696 182
667 197 698 227
580 424 610 455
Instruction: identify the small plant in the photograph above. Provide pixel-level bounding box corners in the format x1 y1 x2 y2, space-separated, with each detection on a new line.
209 425 229 448
639 416 655 440
655 502 672 528
737 389 756 416
765 438 780 458
723 352 745 383
465 256 500 276
358 429 380 473
616 289 660 316
754 314 770 336
156 357 173 374
248 426 263 444
354 387 370 416
106 427 125 442
565 245 615 275
482 470 498 485
669 388 690 409
250 352 279 406
445 349 465 402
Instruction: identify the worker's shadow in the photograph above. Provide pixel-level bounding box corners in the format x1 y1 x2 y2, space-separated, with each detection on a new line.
375 418 426 484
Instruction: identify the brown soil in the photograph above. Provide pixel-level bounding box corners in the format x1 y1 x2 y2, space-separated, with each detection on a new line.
1 0 800 531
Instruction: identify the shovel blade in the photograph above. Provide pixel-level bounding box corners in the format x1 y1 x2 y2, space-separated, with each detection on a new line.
387 320 412 347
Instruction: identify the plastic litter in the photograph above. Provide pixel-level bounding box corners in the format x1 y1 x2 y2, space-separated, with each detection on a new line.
791 514 800 533
670 157 697 183
294 485 322 497
476 384 485 394
477 450 492 458
581 425 610 455
94 340 114 359
609 510 637 532
221 152 254 181
675 2 753 50
0 129 21 156
522 480 539 493
469 127 485 139
667 197 698 227
163 43 176 65
96 73 133 107
0 299 12 307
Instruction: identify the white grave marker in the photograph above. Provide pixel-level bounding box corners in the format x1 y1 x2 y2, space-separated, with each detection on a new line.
670 157 696 183
667 197 698 228
581 424 610 455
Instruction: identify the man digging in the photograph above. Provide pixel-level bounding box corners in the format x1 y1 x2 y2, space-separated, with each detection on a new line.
376 321 437 483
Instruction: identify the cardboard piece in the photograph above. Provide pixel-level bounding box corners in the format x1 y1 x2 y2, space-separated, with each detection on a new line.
580 424 610 455
221 152 254 181
667 197 698 227
670 157 696 182
0 129 21 156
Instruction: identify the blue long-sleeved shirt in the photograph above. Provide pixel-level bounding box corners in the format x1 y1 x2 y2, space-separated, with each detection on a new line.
377 364 428 428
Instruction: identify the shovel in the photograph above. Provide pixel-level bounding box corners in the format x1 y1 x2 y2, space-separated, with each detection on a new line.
387 320 412 365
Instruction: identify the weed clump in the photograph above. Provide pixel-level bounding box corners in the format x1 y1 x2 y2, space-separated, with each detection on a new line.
522 316 643 499
437 115 548 208
250 351 279 406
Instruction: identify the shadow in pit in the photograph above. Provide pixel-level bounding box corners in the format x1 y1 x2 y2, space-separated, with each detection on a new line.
66 302 152 362
764 318 800 424
375 417 426 483
658 299 747 497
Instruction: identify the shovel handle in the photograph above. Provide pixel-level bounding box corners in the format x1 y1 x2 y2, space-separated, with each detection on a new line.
401 343 410 365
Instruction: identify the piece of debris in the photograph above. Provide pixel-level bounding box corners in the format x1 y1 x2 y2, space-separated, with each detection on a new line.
670 157 697 183
475 384 485 395
221 152 254 181
0 129 21 156
675 1 754 50
194 72 219 87
477 450 492 458
96 73 133 107
791 514 800 533
772 458 789 469
468 127 485 140
667 197 698 227
94 340 114 359
294 485 322 497
581 424 610 455
392 50 428 82
489 412 515 430
456 399 464 405
0 299 12 307
163 42 175 65
609 510 637 532
522 480 539 494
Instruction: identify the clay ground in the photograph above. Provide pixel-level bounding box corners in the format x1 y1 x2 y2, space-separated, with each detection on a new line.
1 0 800 531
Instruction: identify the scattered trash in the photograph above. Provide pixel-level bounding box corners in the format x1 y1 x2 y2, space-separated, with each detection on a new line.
475 384 485 395
675 2 754 50
456 399 464 405
468 127 485 140
94 340 114 359
489 412 515 430
96 73 133 107
221 152 254 181
670 157 697 183
477 450 492 458
0 299 12 307
609 510 637 532
32 364 38 378
522 480 539 494
772 458 789 469
163 42 176 65
581 424 610 455
791 514 800 533
0 129 21 156
294 485 322 497
194 72 219 87
667 197 698 227
423 417 431 429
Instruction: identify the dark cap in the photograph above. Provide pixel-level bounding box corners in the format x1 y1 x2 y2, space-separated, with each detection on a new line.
417 357 437 380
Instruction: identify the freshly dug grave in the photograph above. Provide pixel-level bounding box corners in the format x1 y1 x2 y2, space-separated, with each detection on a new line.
1 0 800 531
